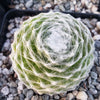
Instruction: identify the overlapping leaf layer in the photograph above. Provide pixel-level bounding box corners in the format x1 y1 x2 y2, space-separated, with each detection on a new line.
10 12 94 95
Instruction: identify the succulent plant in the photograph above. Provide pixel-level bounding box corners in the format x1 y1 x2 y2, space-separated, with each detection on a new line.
10 11 94 95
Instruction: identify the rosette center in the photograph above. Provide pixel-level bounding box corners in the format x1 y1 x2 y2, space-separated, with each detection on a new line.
43 27 71 53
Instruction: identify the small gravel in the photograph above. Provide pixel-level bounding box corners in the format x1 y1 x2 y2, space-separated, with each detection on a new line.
9 0 100 14
96 21 100 30
1 86 9 95
89 88 97 95
44 3 51 9
7 94 14 100
59 92 67 97
87 91 94 100
96 66 100 74
93 35 100 40
8 23 14 31
25 0 33 8
9 87 17 94
9 81 17 88
76 91 88 100
67 93 74 100
42 94 50 100
2 68 10 75
95 41 100 51
72 90 78 96
31 95 39 100
96 84 100 90
91 71 97 79
19 93 25 100
23 88 28 95
26 89 34 100
0 61 3 66
18 81 24 90
53 94 60 99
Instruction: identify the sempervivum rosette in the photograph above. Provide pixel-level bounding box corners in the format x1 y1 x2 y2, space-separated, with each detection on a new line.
10 11 94 95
